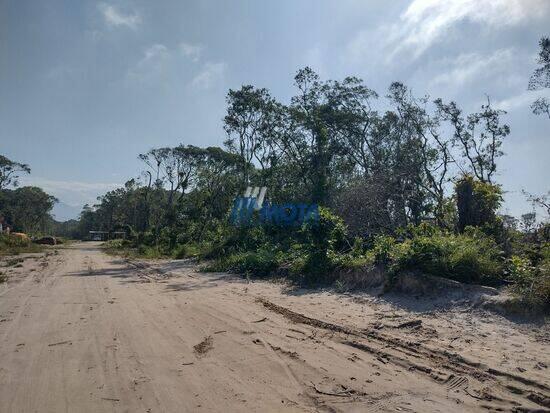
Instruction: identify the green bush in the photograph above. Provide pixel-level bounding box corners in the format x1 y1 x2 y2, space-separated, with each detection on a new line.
329 251 375 271
371 235 397 265
455 175 502 232
172 243 201 259
204 248 279 277
292 208 347 285
372 227 503 284
103 239 129 250
507 250 550 309
0 234 42 255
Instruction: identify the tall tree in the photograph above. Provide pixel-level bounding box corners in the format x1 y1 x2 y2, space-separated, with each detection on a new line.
3 186 57 233
436 98 509 184
224 85 282 186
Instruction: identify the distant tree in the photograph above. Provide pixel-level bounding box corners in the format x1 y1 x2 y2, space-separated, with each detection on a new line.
528 37 550 120
500 214 519 231
531 97 550 120
523 190 550 217
529 37 550 90
520 212 537 233
77 204 98 237
3 186 57 233
0 155 30 190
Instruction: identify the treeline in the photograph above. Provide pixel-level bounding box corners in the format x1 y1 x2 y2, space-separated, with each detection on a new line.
82 67 511 236
0 155 58 235
79 66 549 309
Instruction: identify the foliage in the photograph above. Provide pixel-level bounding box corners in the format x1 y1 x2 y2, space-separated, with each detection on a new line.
455 175 502 232
529 37 550 91
204 248 280 277
33 66 546 312
528 37 550 120
507 251 550 309
0 233 43 256
370 226 503 284
0 155 30 190
0 186 57 234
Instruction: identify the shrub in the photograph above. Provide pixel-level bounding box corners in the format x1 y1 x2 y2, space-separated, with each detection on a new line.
292 208 348 285
172 243 201 259
507 250 550 309
0 233 42 255
373 227 503 285
329 251 375 271
103 239 128 250
371 235 397 265
205 248 279 277
455 175 502 232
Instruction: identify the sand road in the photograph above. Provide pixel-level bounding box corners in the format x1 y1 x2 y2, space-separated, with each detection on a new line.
0 243 549 412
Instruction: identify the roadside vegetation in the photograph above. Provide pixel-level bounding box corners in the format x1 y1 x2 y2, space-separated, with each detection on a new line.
2 38 549 311
89 48 549 313
0 233 43 256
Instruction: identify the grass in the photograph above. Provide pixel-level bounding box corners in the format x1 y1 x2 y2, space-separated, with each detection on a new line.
507 252 550 311
0 234 43 256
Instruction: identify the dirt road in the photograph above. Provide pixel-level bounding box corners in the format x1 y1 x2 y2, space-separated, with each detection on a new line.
0 243 548 412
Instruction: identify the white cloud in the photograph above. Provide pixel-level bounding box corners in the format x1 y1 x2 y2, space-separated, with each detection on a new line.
20 177 121 208
98 3 141 29
142 44 169 62
191 62 226 89
127 43 209 83
388 0 549 59
180 42 203 62
431 48 514 87
494 90 549 111
127 44 171 83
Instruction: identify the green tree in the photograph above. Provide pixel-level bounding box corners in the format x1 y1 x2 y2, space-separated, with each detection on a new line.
455 175 502 232
436 98 509 184
223 85 282 186
3 186 57 234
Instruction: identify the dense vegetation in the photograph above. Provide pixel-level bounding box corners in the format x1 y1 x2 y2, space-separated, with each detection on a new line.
75 64 548 310
1 38 549 310
0 155 58 235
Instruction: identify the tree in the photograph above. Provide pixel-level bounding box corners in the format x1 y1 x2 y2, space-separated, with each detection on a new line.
385 83 454 227
274 67 377 205
455 175 502 232
531 97 550 120
224 86 282 186
523 190 550 217
520 212 537 233
0 155 30 190
3 186 57 234
529 37 550 90
528 37 550 120
436 98 509 184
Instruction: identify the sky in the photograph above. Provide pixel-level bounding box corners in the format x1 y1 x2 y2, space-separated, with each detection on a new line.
1 0 549 221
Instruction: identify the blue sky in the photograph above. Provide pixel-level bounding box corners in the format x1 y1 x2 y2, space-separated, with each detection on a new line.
1 0 549 220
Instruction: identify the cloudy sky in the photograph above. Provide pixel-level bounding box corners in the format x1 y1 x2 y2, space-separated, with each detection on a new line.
1 0 549 220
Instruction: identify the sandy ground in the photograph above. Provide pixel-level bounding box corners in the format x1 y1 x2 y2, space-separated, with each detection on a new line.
0 242 548 412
